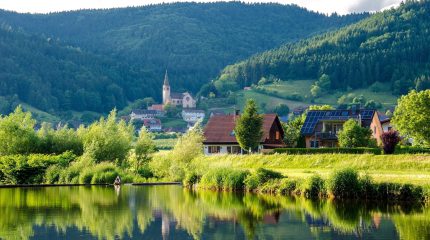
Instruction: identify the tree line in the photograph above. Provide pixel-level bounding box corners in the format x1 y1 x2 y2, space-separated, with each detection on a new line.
211 0 430 97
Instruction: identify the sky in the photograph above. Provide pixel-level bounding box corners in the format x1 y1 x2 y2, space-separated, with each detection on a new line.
0 0 403 15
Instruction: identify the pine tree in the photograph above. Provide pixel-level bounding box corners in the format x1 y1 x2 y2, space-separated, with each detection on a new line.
234 99 263 152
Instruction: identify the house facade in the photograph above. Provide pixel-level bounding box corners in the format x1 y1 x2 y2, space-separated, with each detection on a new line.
142 119 162 132
203 114 286 155
182 109 205 127
301 109 384 148
162 71 196 108
130 109 164 121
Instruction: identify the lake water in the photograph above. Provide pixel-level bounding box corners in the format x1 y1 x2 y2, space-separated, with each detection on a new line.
0 185 429 240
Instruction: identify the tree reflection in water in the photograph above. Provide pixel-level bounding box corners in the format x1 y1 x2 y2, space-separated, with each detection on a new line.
0 185 428 239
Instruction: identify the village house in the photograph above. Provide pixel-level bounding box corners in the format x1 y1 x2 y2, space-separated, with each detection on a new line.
181 109 205 127
141 119 162 132
130 109 164 121
203 114 286 155
163 70 196 108
301 108 385 148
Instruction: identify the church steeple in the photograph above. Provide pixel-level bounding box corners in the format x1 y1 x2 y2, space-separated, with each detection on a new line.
164 70 169 86
163 70 171 105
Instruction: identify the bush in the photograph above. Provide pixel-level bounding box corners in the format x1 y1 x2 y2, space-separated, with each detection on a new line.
279 178 298 195
394 146 430 154
274 148 381 155
359 174 376 199
0 152 76 184
44 165 62 184
302 174 325 198
183 172 201 188
381 131 400 154
244 168 283 191
199 168 249 190
328 168 361 199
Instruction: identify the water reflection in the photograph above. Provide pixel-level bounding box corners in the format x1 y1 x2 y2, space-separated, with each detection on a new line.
0 185 428 239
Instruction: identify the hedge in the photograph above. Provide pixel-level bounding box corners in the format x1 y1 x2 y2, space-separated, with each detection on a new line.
394 146 430 154
273 148 382 155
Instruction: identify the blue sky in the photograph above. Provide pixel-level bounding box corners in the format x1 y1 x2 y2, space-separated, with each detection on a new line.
0 0 402 14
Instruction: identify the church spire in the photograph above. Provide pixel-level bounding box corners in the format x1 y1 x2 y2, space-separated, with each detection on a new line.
164 70 169 86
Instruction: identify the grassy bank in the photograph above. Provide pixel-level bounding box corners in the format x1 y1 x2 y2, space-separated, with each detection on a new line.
190 154 430 186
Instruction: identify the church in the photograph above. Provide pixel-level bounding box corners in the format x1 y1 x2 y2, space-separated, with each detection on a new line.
162 70 196 108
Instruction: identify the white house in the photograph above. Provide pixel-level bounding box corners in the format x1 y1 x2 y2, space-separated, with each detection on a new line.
182 109 205 127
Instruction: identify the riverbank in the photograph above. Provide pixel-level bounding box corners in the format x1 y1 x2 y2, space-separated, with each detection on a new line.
187 153 430 202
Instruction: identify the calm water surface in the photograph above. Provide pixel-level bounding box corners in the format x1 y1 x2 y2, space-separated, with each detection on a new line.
0 185 429 240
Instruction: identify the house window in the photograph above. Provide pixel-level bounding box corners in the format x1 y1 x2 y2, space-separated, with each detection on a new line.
208 146 221 154
227 146 241 154
310 140 319 148
275 131 280 140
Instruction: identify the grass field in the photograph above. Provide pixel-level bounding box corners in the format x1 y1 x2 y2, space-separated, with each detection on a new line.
154 138 178 150
191 154 430 187
235 80 399 112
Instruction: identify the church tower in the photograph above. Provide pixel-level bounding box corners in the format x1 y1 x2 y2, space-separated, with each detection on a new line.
162 70 171 105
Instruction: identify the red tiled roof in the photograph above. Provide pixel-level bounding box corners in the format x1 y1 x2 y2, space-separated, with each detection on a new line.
203 114 279 144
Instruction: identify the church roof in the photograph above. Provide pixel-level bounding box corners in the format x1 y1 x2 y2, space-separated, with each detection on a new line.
163 70 169 86
171 92 184 99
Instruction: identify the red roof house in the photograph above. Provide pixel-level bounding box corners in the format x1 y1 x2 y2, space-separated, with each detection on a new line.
203 114 285 155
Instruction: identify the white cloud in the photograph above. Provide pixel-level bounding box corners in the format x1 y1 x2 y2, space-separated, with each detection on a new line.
0 0 403 14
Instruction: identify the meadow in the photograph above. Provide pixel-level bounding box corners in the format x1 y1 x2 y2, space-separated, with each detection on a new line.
235 80 398 112
190 153 430 187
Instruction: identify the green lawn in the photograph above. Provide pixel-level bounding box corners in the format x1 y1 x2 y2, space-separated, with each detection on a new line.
154 138 178 150
235 80 399 112
191 154 430 187
160 118 187 128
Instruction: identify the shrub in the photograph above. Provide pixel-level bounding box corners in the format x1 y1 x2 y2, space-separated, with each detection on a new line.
359 174 376 199
302 174 325 198
137 165 154 179
394 146 430 154
381 131 400 154
274 148 381 155
244 168 283 191
328 168 361 199
199 168 249 190
183 172 201 188
44 165 62 184
278 178 298 195
0 152 76 184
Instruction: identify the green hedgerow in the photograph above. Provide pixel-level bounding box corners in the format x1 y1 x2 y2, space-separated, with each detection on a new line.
302 174 326 198
328 168 361 199
244 168 283 191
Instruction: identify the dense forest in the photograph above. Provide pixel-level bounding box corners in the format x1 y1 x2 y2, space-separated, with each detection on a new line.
0 24 157 113
212 1 430 96
0 2 367 114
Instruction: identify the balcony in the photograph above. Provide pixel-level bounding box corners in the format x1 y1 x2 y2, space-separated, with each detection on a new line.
315 132 338 140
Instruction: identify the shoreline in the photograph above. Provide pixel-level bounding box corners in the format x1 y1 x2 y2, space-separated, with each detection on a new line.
0 182 182 188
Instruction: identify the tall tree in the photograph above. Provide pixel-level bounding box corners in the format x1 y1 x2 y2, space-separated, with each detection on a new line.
392 90 430 146
0 106 38 155
338 119 372 148
235 99 263 152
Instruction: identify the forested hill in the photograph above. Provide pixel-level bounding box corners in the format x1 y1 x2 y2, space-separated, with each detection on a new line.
212 1 430 96
0 24 158 113
0 2 367 114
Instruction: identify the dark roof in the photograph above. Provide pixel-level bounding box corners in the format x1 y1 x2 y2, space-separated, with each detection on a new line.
132 109 159 115
203 114 282 144
143 119 161 126
301 109 375 136
182 109 205 114
171 92 184 99
377 112 391 124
